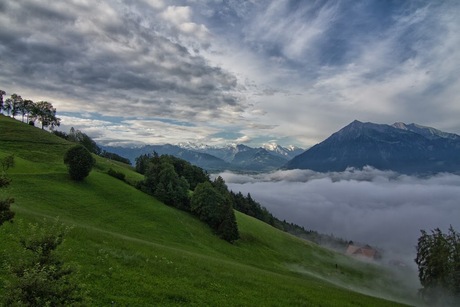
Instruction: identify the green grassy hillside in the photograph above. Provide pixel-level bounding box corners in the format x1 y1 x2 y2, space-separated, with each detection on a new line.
0 115 418 306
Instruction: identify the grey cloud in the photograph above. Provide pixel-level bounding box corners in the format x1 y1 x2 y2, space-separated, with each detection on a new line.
222 168 460 261
0 0 244 121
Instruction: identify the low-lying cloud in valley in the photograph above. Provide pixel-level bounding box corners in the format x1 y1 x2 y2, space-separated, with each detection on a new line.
220 167 460 263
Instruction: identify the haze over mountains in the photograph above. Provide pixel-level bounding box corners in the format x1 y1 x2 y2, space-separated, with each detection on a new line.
102 143 304 173
104 120 460 175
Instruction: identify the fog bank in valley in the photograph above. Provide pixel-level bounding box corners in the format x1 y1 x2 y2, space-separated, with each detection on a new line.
220 167 460 261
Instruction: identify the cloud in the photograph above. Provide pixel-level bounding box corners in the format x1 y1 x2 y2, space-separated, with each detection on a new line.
1 0 460 148
221 168 460 260
245 1 339 62
59 114 225 147
0 0 244 126
235 135 251 144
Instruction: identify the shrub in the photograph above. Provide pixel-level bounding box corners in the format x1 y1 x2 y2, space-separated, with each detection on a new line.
107 168 125 181
3 219 85 306
63 145 95 181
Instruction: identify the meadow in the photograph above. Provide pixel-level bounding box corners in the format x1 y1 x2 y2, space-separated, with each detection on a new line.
0 115 417 306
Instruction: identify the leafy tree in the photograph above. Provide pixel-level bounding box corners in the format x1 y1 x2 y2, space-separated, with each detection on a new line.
31 101 60 130
142 153 161 190
3 97 13 116
0 89 5 114
415 226 460 305
191 182 227 229
153 162 189 210
191 182 239 242
164 155 209 190
3 219 85 306
10 94 23 119
135 153 152 175
20 99 35 123
64 145 96 181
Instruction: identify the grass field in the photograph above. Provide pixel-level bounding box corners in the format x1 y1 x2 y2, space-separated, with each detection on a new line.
0 115 419 306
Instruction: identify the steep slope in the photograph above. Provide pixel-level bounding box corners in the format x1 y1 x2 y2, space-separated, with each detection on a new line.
0 115 416 306
286 120 460 174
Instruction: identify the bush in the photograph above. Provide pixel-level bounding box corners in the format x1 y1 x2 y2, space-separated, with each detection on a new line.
107 168 125 181
63 145 95 181
3 219 85 306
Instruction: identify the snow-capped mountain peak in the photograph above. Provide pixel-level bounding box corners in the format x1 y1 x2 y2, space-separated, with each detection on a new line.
262 142 280 152
392 122 460 140
262 143 304 159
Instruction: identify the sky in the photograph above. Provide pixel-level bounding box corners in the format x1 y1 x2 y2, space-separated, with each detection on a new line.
1 0 460 148
221 168 460 262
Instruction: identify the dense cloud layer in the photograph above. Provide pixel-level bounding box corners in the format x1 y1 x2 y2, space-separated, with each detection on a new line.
221 168 460 260
0 1 244 122
1 1 460 147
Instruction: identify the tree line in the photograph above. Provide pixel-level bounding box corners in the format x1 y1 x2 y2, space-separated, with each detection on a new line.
0 90 60 130
134 152 349 247
230 190 348 250
135 153 239 242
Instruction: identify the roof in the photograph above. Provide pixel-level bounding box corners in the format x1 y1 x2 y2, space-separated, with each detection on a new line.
346 244 380 260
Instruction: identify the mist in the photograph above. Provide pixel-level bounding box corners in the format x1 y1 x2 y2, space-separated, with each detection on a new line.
219 167 460 263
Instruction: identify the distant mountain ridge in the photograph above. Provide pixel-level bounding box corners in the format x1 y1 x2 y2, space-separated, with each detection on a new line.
102 142 304 173
285 120 460 174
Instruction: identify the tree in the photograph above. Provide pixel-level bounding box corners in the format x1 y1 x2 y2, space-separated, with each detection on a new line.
3 97 12 116
153 162 189 210
0 197 14 226
135 153 152 175
63 145 95 181
10 94 23 119
191 182 227 229
20 99 34 123
3 219 85 306
191 182 239 242
31 101 60 130
0 89 5 114
1 154 15 172
66 128 102 155
415 227 460 305
0 155 15 226
217 204 240 242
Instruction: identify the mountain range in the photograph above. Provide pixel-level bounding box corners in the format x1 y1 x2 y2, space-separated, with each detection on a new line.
103 120 460 175
286 120 460 174
102 143 304 173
